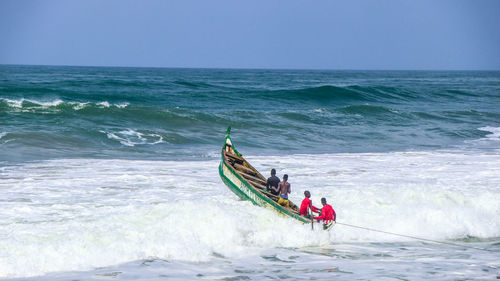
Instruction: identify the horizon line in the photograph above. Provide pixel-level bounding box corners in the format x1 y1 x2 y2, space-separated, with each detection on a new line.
1 63 499 72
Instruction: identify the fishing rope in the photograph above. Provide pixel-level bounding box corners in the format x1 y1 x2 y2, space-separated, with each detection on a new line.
335 222 495 252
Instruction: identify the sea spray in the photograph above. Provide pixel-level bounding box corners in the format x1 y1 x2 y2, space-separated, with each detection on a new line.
1 150 499 277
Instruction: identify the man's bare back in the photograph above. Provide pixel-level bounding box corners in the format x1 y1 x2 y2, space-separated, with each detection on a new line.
278 181 290 196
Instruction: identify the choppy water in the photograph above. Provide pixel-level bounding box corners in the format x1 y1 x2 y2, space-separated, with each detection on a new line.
0 65 499 280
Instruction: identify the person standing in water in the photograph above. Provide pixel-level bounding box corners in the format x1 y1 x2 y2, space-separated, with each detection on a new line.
299 190 320 217
266 168 280 195
277 174 291 207
314 197 336 225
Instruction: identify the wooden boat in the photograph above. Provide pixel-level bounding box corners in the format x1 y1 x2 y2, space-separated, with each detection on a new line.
218 127 313 224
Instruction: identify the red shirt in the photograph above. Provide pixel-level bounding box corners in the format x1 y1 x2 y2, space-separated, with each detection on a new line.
299 198 320 216
314 204 336 222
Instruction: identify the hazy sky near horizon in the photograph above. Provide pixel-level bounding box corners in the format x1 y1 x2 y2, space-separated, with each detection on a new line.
0 0 499 70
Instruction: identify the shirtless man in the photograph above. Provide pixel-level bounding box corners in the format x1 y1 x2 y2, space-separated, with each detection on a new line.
277 174 290 207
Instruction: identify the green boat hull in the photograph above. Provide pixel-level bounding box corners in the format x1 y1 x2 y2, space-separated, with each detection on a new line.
219 127 310 224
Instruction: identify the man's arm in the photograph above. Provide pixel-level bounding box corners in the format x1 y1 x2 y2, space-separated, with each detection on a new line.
314 209 325 220
314 214 325 220
309 202 319 215
275 182 282 194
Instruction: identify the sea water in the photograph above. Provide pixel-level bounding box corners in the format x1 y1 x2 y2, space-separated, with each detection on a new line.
0 65 499 280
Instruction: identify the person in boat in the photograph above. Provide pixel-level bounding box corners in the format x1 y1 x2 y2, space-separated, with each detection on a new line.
277 174 290 208
299 190 320 217
266 168 280 195
314 197 336 225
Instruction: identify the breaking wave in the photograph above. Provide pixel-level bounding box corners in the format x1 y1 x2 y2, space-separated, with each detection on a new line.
0 151 499 277
0 98 129 112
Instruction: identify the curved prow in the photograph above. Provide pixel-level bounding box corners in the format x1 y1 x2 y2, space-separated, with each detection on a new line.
224 126 242 157
219 128 306 223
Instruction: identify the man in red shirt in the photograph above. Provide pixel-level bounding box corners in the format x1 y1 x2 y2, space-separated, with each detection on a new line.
299 190 320 217
314 197 336 225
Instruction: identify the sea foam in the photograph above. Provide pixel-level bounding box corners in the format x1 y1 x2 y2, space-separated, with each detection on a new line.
100 129 164 146
0 150 499 278
479 126 500 140
0 98 128 112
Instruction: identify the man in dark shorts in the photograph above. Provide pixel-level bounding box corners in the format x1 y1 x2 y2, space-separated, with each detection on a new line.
266 168 280 195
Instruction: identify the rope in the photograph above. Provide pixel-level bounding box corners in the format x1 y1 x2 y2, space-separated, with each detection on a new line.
335 222 496 252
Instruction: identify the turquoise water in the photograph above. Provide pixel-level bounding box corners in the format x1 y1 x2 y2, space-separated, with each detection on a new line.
1 65 499 162
1 65 499 280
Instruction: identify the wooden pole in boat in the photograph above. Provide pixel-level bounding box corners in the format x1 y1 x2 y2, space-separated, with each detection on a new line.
310 204 314 230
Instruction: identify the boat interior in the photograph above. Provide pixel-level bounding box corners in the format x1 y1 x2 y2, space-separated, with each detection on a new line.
223 141 300 213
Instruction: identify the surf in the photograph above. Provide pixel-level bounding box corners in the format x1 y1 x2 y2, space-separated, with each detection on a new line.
1 149 499 277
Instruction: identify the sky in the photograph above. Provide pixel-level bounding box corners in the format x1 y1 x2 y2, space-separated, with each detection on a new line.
0 0 499 70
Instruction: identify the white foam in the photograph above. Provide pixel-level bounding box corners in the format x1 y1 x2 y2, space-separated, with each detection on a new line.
0 98 129 111
465 126 500 151
97 101 111 107
478 126 500 139
95 101 129 108
0 150 499 277
0 98 65 108
0 132 12 145
69 101 89 110
116 102 130 108
100 129 164 146
41 99 64 107
1 98 25 108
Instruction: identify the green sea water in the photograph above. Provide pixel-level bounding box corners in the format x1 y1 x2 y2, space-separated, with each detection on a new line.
1 65 499 163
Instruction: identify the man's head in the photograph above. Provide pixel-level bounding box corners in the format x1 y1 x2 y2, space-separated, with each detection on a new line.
321 197 327 206
271 168 276 176
304 190 311 198
283 174 288 181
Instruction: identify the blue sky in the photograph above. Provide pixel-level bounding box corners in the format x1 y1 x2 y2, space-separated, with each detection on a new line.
0 0 499 70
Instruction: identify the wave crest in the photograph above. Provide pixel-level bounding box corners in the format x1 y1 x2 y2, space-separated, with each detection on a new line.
0 98 129 112
100 129 165 147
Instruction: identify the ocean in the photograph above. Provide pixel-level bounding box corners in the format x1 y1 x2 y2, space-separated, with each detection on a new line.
0 65 499 280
